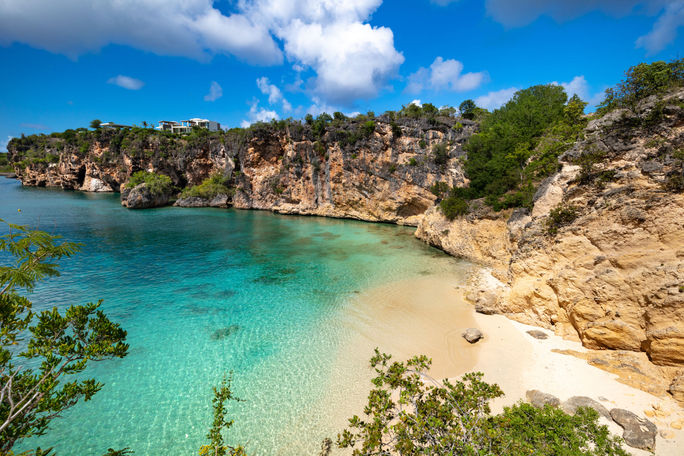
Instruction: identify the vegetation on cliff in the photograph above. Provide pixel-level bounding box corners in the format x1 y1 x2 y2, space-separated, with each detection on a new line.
597 58 683 115
434 85 587 215
0 152 12 173
125 171 173 195
181 173 234 199
430 58 684 220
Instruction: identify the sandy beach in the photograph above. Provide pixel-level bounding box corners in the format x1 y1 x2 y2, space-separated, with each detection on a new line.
322 271 684 455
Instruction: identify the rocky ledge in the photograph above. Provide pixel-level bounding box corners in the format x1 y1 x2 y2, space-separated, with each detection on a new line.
417 90 684 399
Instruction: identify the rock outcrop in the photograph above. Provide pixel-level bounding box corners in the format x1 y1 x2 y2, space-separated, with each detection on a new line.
8 91 684 382
120 183 171 209
9 118 473 226
417 90 684 370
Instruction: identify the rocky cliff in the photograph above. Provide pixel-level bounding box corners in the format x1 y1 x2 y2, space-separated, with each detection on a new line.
8 91 684 381
8 116 472 225
417 90 684 370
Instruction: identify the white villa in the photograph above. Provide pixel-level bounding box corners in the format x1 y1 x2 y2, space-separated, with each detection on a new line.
156 118 221 134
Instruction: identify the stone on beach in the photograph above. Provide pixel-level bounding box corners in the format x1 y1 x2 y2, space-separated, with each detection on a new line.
462 328 483 343
561 396 611 420
610 408 657 451
526 329 549 339
525 390 560 408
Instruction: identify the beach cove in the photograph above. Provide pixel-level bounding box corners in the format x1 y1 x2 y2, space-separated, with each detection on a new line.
3 175 683 455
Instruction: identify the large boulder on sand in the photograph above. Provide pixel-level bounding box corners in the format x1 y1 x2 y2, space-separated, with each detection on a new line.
610 408 657 451
561 396 611 420
525 390 560 408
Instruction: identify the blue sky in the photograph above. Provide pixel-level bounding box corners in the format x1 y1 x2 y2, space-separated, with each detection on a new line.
1 0 683 151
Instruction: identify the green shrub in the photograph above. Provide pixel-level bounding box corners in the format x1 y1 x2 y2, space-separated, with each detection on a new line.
452 122 463 130
125 171 173 196
338 350 627 456
408 157 418 166
546 204 579 235
388 164 397 173
181 173 233 199
596 58 683 114
419 139 427 149
459 99 477 119
361 120 375 138
439 195 468 220
390 121 402 138
432 142 449 166
430 181 450 198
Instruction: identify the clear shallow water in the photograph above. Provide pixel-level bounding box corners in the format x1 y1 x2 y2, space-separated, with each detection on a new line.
1 178 467 455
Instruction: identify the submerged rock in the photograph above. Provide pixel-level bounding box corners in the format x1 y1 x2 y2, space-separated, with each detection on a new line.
462 328 483 344
610 408 657 451
210 325 241 341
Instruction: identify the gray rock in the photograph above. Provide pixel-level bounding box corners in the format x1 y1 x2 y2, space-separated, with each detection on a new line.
121 183 170 209
474 291 498 315
525 390 560 408
462 328 483 344
561 396 611 420
610 408 657 451
209 193 230 208
526 330 549 340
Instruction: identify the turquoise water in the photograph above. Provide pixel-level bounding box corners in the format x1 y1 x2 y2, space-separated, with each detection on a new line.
1 178 467 455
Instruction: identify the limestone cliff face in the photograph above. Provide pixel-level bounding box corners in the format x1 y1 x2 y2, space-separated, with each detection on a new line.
417 90 684 366
233 123 468 224
9 118 472 225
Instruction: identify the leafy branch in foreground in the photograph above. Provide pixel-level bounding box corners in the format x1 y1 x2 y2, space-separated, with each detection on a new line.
336 349 628 456
0 219 129 454
199 374 246 456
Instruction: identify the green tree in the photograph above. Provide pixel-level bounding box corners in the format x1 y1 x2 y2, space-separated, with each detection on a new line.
337 350 628 456
596 58 683 114
459 99 477 119
199 374 246 456
0 220 129 454
89 119 102 130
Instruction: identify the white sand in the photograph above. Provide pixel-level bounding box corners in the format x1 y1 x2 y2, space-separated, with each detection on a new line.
324 273 684 456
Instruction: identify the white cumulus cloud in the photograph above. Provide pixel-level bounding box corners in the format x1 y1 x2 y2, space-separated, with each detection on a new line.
1 136 13 152
204 81 223 101
0 0 283 65
241 100 279 127
406 57 487 94
0 0 404 106
257 77 292 111
107 75 144 90
475 87 518 111
636 0 684 54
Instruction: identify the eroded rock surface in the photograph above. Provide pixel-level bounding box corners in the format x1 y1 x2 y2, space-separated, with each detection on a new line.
610 408 658 451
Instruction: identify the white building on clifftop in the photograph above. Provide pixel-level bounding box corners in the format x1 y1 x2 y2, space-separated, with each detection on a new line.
156 118 220 134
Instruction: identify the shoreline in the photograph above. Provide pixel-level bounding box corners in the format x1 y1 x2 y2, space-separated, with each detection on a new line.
322 271 684 455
